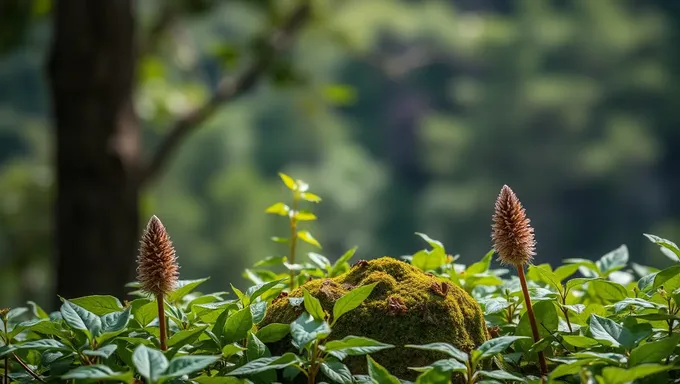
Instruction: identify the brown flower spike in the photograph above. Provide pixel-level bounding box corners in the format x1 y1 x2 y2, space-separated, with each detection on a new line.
491 185 548 377
492 185 536 266
136 215 179 296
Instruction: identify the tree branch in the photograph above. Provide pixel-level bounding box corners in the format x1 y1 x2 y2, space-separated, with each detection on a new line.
140 2 311 185
138 3 178 56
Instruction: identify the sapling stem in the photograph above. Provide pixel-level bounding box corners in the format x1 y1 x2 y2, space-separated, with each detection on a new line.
288 196 299 290
517 266 548 376
11 353 45 383
157 294 167 351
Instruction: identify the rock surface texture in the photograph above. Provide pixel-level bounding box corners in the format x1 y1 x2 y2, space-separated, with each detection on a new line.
260 256 489 380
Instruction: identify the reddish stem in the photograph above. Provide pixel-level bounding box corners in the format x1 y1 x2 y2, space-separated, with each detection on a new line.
157 294 167 351
517 265 548 377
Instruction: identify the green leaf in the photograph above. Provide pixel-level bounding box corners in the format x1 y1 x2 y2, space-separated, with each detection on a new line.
303 288 326 321
133 300 158 327
638 272 658 292
554 264 580 282
222 343 247 358
566 277 596 293
477 336 529 360
367 355 401 384
321 360 353 384
411 358 468 374
590 279 628 303
223 306 253 343
412 249 446 272
231 284 247 305
611 298 659 313
308 252 331 270
332 283 377 325
324 336 393 357
298 230 321 248
300 192 322 203
564 259 601 277
278 173 297 190
132 344 169 383
290 312 331 350
561 335 599 348
483 298 511 315
9 318 64 339
629 334 680 366
256 323 290 343
100 307 131 334
478 370 525 382
60 300 102 338
83 344 118 359
330 247 357 277
228 353 301 376
597 245 629 275
5 307 28 321
644 233 680 262
246 278 286 302
193 377 251 384
515 301 557 351
247 332 269 361
167 325 208 348
548 359 595 379
294 210 317 221
0 339 71 357
466 250 494 275
601 364 674 384
588 314 650 349
530 265 563 295
254 255 287 267
654 264 680 292
69 295 124 316
62 365 134 382
167 278 210 303
404 342 468 362
265 202 290 216
250 301 268 325
588 314 624 347
162 355 220 381
415 367 453 384
415 232 446 254
27 301 49 319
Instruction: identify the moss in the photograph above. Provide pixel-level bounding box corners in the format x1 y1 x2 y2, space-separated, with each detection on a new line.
260 257 489 381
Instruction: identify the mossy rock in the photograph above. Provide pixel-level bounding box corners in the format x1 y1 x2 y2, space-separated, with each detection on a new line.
259 256 489 381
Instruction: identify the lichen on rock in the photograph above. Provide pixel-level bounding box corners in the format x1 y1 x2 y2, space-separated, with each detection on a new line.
259 256 489 380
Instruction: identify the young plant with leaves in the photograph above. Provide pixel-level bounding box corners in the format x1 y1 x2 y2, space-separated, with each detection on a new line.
265 173 323 290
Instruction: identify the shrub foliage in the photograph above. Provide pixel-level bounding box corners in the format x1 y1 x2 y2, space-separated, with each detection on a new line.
2 174 680 383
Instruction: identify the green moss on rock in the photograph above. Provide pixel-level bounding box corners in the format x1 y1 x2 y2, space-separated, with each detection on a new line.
259 257 489 380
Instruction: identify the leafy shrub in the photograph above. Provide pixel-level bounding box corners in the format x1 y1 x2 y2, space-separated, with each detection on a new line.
1 173 680 384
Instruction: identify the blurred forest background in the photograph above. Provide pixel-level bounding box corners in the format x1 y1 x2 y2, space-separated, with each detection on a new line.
1 0 680 310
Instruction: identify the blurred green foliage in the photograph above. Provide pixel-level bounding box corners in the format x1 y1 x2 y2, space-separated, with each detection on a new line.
1 0 680 309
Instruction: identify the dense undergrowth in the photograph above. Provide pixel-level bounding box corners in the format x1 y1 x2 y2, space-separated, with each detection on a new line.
2 174 680 384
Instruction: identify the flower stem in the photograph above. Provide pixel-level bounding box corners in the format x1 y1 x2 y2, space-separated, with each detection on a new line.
157 294 167 351
517 265 548 377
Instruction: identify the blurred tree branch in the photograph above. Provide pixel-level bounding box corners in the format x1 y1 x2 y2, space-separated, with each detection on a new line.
140 2 311 185
138 2 178 56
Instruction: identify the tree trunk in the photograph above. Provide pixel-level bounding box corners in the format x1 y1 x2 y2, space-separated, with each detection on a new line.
46 0 139 308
